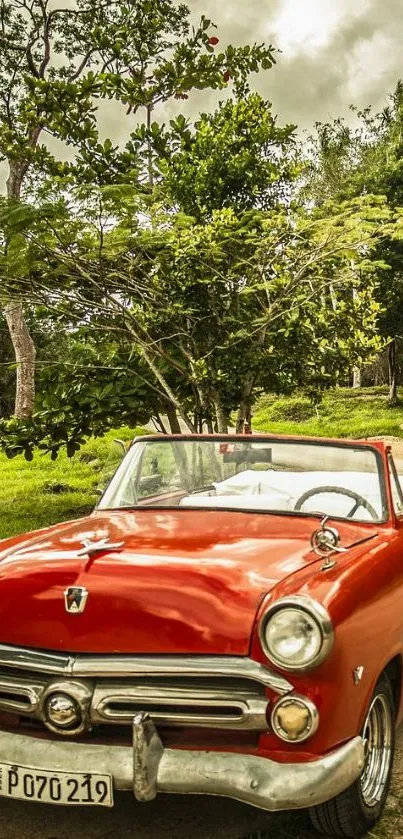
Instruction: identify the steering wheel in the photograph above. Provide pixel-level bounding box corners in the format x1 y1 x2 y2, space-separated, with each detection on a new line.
294 485 378 521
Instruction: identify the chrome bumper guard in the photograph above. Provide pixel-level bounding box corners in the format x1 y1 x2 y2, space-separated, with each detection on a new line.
0 714 365 812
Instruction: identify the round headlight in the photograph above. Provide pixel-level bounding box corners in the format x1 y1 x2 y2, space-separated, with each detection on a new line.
260 596 334 672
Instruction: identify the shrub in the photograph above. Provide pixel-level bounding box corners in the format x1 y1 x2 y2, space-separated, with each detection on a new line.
264 396 314 423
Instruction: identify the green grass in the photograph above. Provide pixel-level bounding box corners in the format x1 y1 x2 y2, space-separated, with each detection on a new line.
0 426 147 540
253 386 403 439
2 386 403 543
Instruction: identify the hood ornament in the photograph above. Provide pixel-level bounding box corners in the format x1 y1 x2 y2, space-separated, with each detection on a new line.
64 586 88 614
311 516 347 560
77 537 124 558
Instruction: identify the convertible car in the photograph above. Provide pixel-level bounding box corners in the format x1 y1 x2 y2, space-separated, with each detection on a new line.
0 433 402 837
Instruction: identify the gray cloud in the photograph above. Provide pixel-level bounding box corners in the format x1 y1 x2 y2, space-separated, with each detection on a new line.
132 0 403 138
263 0 403 128
163 0 403 132
8 0 403 172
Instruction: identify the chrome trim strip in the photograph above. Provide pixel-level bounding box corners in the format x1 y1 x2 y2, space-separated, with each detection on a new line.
0 644 73 675
72 655 293 694
0 677 44 714
0 725 365 811
0 644 293 695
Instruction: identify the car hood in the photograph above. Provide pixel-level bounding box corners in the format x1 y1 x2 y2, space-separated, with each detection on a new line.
0 509 374 655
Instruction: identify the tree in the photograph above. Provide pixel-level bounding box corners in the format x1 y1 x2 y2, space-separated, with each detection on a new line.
0 311 14 417
0 80 393 455
0 186 388 452
0 0 276 418
305 83 403 402
155 93 298 218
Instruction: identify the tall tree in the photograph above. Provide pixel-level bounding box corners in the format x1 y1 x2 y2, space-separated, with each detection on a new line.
305 83 403 401
0 188 387 450
0 0 275 417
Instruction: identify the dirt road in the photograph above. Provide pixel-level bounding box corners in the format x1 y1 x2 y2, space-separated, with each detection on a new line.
1 729 403 839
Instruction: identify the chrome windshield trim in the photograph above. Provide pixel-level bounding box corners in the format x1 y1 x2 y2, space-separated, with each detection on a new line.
0 644 293 695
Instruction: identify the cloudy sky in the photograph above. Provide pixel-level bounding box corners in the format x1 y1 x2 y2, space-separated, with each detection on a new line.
8 0 402 171
181 0 403 130
96 0 403 145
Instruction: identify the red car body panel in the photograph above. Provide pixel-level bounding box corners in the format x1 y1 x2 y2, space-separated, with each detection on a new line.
0 510 376 656
0 434 402 765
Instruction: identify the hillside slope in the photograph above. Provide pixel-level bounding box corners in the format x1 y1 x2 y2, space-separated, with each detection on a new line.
253 387 403 439
0 427 145 539
1 387 403 540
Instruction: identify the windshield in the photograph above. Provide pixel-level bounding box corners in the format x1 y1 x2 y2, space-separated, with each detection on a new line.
98 437 386 523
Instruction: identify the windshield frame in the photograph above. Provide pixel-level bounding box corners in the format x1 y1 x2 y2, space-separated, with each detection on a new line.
97 434 389 525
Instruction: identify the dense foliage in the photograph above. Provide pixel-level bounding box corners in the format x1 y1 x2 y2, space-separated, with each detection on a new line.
1 1 403 457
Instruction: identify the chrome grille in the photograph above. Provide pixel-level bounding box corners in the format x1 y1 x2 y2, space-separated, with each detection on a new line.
0 673 45 714
0 645 284 734
91 677 267 730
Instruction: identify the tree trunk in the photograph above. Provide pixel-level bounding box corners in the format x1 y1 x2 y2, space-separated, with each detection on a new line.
139 344 195 432
236 378 254 433
236 402 247 434
237 401 253 434
4 300 36 418
166 404 181 434
213 392 228 434
388 339 398 405
4 162 37 417
195 381 215 434
152 413 168 434
352 367 362 388
244 402 252 434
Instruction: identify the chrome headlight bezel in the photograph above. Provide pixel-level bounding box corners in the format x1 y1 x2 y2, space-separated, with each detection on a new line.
259 595 334 672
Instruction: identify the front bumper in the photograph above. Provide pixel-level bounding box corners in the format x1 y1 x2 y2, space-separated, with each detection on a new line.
0 714 365 812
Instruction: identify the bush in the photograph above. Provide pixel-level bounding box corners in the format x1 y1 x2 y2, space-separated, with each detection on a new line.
258 396 314 423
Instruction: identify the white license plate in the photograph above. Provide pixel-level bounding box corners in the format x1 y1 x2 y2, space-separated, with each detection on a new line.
0 762 113 807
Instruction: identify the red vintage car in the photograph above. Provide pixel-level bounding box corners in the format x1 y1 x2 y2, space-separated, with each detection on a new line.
0 433 402 836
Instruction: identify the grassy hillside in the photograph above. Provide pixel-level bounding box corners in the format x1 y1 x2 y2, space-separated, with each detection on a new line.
0 426 146 540
253 386 403 439
1 386 403 541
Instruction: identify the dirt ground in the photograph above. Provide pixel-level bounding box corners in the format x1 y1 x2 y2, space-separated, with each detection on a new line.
0 785 309 839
